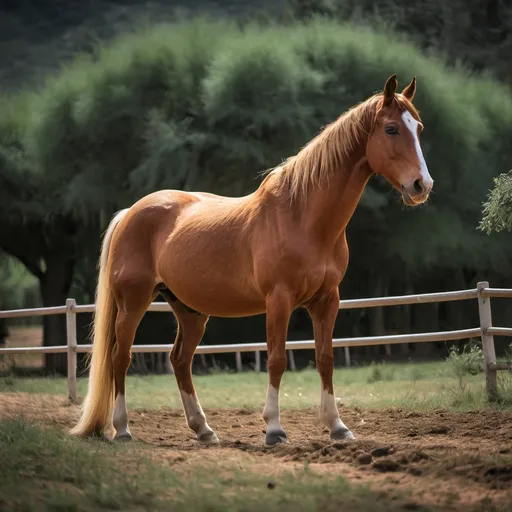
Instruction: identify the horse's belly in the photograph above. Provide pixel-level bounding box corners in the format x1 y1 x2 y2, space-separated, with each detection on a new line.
157 203 267 316
159 242 266 317
164 277 266 317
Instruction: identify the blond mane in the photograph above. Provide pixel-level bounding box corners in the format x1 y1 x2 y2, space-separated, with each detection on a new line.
269 93 420 201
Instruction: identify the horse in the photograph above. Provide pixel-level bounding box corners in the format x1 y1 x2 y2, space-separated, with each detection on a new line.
70 74 433 446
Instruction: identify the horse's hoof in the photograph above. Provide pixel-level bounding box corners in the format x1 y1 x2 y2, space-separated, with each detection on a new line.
198 431 220 445
330 427 355 442
114 432 133 442
265 429 289 446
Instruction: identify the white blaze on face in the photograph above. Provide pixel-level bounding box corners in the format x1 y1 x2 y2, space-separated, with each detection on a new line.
401 110 433 189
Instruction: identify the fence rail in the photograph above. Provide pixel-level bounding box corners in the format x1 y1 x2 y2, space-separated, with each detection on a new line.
1 281 511 404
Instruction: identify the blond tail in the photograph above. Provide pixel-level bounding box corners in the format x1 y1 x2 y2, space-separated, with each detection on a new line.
70 209 129 437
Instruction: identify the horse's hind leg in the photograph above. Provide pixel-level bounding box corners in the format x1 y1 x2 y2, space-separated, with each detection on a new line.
111 283 155 441
166 299 218 445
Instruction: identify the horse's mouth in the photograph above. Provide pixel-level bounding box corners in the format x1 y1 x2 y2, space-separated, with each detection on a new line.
401 185 425 207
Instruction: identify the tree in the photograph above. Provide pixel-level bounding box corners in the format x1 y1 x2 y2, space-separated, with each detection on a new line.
0 96 80 373
289 0 512 82
480 170 512 234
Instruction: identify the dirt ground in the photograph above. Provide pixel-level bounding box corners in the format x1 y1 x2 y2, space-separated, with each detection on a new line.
1 392 511 511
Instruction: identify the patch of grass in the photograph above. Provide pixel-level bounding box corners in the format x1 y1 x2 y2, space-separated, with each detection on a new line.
447 342 484 380
497 370 512 406
0 418 172 511
1 361 506 412
366 362 397 383
445 341 512 408
0 418 436 512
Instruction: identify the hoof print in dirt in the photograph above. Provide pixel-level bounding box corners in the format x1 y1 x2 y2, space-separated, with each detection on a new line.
408 466 423 477
484 465 512 488
371 445 392 458
428 426 449 435
356 453 373 465
373 459 400 472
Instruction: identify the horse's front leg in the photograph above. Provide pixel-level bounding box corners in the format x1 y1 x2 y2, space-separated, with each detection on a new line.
262 286 293 445
307 289 354 442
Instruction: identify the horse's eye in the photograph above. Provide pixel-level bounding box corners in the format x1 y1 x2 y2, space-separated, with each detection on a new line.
385 126 399 135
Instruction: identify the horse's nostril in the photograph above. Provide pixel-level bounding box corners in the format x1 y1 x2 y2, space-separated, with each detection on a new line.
413 179 423 194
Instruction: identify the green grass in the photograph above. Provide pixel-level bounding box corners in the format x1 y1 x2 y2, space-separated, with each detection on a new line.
0 418 434 512
2 361 511 412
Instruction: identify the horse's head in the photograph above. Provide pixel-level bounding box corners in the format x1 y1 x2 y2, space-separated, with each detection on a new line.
366 74 433 206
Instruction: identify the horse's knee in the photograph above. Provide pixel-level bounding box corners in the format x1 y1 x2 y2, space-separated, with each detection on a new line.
316 354 334 379
112 346 131 370
267 355 287 376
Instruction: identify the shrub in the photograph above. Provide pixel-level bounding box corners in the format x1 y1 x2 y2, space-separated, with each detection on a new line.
447 342 484 380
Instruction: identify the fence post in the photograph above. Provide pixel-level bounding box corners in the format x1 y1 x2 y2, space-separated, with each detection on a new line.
254 350 261 372
477 281 498 402
235 351 243 372
344 346 351 367
66 298 78 404
288 349 296 371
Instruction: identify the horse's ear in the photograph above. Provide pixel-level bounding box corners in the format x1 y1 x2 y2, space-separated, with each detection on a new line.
383 74 398 106
402 76 416 102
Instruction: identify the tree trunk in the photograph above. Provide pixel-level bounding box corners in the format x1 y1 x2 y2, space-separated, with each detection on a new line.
40 251 74 375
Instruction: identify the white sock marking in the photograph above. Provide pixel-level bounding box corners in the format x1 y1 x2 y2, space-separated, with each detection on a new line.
321 388 349 433
179 390 215 438
402 110 433 189
113 394 130 437
263 385 282 433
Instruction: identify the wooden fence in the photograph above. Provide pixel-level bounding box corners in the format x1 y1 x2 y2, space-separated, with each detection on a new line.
1 281 511 404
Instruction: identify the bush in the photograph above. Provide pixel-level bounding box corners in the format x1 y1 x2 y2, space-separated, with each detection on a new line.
480 170 512 234
447 342 484 379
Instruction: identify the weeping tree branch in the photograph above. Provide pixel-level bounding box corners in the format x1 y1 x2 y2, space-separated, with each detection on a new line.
0 222 45 279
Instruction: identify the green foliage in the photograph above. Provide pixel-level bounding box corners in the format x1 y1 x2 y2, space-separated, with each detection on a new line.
366 362 396 383
0 254 39 310
447 342 484 380
444 341 490 408
480 170 512 234
289 0 512 82
445 340 512 408
0 92 40 221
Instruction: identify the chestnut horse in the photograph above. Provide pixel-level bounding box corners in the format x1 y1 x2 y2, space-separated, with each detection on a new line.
71 74 433 445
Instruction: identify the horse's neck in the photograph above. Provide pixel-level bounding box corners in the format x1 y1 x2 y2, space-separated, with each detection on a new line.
299 153 373 246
